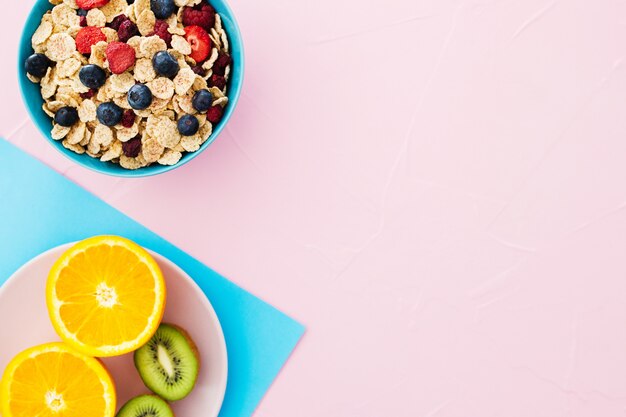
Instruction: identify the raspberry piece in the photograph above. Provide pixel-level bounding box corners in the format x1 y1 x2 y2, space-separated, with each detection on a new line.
149 20 172 46
108 14 128 31
207 105 223 124
216 52 232 68
208 74 226 90
76 27 107 55
184 25 211 63
212 53 231 76
105 42 136 74
212 65 224 76
117 20 139 43
121 110 136 128
122 136 142 158
79 16 87 27
181 4 215 30
76 0 110 10
191 65 205 76
80 89 96 99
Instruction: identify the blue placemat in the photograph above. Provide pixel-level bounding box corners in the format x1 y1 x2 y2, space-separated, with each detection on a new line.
0 139 305 417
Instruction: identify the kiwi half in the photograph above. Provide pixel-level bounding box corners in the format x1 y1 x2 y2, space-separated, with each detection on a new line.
134 323 200 401
116 395 174 417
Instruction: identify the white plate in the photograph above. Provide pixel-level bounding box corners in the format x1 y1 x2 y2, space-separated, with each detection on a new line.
0 243 228 417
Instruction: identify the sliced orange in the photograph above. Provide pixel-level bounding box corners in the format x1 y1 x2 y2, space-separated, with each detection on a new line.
0 342 116 417
46 236 166 357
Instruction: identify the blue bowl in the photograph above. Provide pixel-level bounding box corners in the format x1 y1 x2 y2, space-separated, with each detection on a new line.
18 0 244 177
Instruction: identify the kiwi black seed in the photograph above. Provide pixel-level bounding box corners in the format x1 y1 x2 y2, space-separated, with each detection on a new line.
134 323 200 402
116 395 174 417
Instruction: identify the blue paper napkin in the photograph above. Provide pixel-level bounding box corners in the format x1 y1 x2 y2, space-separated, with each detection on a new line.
0 139 304 417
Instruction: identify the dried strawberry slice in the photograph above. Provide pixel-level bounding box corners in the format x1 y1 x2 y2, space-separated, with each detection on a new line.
184 25 211 63
75 27 107 55
105 42 136 74
76 0 110 10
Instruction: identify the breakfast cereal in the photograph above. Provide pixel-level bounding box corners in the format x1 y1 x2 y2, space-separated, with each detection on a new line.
25 0 233 169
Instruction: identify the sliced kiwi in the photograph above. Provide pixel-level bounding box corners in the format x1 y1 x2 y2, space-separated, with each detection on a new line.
116 395 174 417
134 323 200 401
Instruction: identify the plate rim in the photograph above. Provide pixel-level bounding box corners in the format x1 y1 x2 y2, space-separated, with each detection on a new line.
0 242 228 417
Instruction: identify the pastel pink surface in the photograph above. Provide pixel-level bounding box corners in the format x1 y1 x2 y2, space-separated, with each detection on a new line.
3 0 626 415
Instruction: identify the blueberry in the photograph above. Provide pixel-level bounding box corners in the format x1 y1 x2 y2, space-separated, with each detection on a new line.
97 102 124 126
192 89 213 113
127 84 153 110
79 65 107 89
25 53 52 78
77 8 88 17
177 115 199 136
150 0 176 19
54 107 79 127
152 51 180 78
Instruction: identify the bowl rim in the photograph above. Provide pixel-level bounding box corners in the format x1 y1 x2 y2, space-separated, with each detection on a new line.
18 0 245 178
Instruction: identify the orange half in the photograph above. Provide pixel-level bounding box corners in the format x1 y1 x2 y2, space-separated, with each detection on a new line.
46 236 166 357
0 343 116 417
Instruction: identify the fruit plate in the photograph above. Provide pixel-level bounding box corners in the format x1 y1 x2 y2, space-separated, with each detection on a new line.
0 243 228 417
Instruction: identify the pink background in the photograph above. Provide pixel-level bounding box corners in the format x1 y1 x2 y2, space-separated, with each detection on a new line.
3 0 626 415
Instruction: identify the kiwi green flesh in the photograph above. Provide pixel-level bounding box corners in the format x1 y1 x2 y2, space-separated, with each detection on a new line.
116 395 174 417
134 323 200 402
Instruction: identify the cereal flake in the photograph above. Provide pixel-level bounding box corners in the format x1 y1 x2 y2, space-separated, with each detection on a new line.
148 77 175 100
137 9 156 36
158 149 182 165
32 21 53 46
173 67 195 95
86 9 106 27
52 124 71 140
45 33 76 61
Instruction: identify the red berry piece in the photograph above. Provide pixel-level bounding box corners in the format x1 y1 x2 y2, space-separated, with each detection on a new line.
121 110 136 128
184 25 211 63
209 74 226 90
80 89 96 99
108 14 129 31
191 65 205 76
181 4 215 30
79 16 88 27
212 53 231 76
76 27 107 55
149 20 172 46
206 105 223 124
118 20 139 43
76 0 110 10
122 136 142 158
106 42 136 74
216 52 232 68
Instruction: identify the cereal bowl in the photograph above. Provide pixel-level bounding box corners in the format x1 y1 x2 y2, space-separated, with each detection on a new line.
18 0 244 177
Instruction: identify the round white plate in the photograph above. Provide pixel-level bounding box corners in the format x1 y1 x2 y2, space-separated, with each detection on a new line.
0 243 228 417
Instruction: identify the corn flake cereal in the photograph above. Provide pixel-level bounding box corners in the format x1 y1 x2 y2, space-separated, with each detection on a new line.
137 9 156 36
87 9 107 27
45 33 76 61
32 21 53 46
147 77 175 100
158 149 182 166
78 99 97 122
